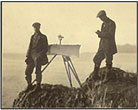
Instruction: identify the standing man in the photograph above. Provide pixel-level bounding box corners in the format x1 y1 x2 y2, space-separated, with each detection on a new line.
25 22 48 91
92 10 117 80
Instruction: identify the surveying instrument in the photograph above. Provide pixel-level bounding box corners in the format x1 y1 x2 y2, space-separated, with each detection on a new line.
32 35 82 87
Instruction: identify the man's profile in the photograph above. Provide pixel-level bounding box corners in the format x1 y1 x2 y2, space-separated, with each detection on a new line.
92 10 117 80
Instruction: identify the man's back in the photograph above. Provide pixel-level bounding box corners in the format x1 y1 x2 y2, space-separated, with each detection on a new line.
99 18 117 55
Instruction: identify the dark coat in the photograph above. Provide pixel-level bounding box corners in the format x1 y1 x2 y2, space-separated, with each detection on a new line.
26 32 48 65
98 18 117 55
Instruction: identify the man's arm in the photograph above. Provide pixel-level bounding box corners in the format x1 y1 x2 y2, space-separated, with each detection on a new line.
41 35 48 55
26 36 33 58
25 36 33 64
96 23 105 38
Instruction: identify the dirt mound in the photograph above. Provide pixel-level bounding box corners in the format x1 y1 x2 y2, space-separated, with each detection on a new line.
13 67 137 108
82 67 137 108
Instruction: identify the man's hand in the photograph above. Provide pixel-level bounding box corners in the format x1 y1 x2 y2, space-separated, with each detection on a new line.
25 57 30 65
95 30 101 35
95 30 102 38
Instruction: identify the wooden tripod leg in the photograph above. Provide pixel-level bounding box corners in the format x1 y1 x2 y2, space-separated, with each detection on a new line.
68 58 82 87
62 56 72 87
67 61 72 87
41 54 57 73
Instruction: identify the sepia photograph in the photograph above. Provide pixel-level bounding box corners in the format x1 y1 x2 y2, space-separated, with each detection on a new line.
1 1 137 109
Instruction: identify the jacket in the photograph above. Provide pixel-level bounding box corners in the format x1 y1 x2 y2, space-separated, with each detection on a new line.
26 31 48 65
98 18 117 55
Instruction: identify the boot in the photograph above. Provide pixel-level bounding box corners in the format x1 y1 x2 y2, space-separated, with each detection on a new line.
25 84 33 92
106 64 112 71
34 83 41 92
105 64 113 81
92 66 100 80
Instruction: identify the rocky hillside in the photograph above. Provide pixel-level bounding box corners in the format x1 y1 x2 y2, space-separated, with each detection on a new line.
13 67 137 108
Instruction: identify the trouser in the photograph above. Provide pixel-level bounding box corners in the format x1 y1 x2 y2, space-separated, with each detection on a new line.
25 56 42 85
93 49 113 67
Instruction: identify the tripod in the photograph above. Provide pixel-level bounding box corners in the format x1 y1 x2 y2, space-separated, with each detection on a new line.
32 54 82 87
32 35 82 87
62 56 82 87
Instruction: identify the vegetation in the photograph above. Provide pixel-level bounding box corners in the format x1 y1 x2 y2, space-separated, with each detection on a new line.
13 67 137 108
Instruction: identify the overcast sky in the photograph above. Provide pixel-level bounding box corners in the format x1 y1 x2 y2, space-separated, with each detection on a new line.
2 2 137 53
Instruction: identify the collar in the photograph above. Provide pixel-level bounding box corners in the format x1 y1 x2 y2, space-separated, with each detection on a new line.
103 17 110 24
34 31 41 35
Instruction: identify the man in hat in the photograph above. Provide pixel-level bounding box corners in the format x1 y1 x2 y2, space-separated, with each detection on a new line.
25 22 48 91
92 10 117 80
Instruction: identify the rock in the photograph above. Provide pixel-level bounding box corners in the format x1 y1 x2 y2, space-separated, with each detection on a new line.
13 67 137 108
